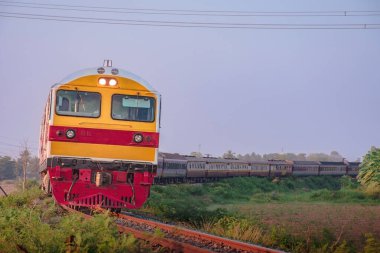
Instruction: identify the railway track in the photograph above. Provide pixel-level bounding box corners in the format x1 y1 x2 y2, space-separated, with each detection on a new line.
62 205 285 253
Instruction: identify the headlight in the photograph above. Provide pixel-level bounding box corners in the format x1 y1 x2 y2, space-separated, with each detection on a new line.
66 129 76 139
98 78 107 85
133 133 143 143
109 78 117 86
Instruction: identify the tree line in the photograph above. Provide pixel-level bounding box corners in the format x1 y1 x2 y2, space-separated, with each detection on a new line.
191 150 353 162
0 148 39 181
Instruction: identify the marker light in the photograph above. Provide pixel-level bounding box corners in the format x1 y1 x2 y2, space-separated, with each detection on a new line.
111 68 119 75
66 129 76 139
109 79 117 86
133 134 143 143
97 67 105 74
98 78 107 85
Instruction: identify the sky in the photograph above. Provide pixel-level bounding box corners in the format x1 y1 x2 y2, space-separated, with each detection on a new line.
0 0 379 161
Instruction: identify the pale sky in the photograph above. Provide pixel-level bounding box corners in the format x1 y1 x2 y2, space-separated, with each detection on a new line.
0 0 379 161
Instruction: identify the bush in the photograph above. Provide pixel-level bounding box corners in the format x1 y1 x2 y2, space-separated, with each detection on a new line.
340 176 359 190
310 188 371 203
146 187 229 224
0 188 145 253
363 233 380 253
358 147 380 196
58 214 140 253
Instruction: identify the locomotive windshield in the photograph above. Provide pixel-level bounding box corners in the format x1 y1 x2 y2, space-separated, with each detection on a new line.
56 90 101 118
112 94 155 122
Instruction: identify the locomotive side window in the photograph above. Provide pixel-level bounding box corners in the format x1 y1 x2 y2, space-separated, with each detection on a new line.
112 95 155 122
56 90 101 118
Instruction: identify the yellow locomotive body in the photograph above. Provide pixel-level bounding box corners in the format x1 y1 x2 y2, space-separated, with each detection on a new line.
39 62 160 209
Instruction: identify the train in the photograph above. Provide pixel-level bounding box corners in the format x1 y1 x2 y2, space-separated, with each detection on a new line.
37 61 360 209
155 152 361 184
39 61 161 209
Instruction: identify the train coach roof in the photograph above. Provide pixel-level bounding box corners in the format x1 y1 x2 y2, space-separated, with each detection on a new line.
184 156 208 162
204 157 232 163
159 152 187 160
54 67 157 92
227 159 250 164
319 161 346 166
268 160 292 164
250 160 269 164
293 161 320 165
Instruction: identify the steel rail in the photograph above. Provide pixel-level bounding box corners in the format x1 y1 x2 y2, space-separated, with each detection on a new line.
62 205 285 252
115 211 285 253
61 205 212 252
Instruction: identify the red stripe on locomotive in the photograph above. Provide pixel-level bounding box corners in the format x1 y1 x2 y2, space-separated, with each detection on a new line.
49 125 159 148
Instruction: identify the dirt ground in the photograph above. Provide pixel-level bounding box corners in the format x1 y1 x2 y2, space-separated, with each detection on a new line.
224 202 380 248
0 180 19 196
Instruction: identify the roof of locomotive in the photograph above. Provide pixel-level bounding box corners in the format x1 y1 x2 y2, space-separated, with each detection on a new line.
53 66 157 92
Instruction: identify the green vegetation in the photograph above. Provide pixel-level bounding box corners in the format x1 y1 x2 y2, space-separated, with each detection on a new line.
1 175 379 253
146 176 377 221
201 216 332 253
0 186 149 253
0 153 40 181
0 156 16 180
143 176 379 253
358 147 380 197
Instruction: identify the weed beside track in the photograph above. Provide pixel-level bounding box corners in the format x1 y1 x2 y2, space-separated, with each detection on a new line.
0 186 149 253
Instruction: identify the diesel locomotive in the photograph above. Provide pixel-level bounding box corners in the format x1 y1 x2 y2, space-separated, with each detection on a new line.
39 61 161 209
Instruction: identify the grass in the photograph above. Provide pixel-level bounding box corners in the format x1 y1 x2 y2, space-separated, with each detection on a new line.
0 185 150 253
220 202 380 248
142 176 380 253
2 177 379 252
145 176 378 220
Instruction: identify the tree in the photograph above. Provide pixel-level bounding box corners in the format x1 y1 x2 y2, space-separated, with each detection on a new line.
330 151 343 161
307 153 330 161
223 150 236 159
237 152 263 161
18 146 31 191
190 152 203 158
297 153 307 160
28 156 40 179
363 233 380 253
357 147 380 196
0 156 16 180
250 152 264 161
